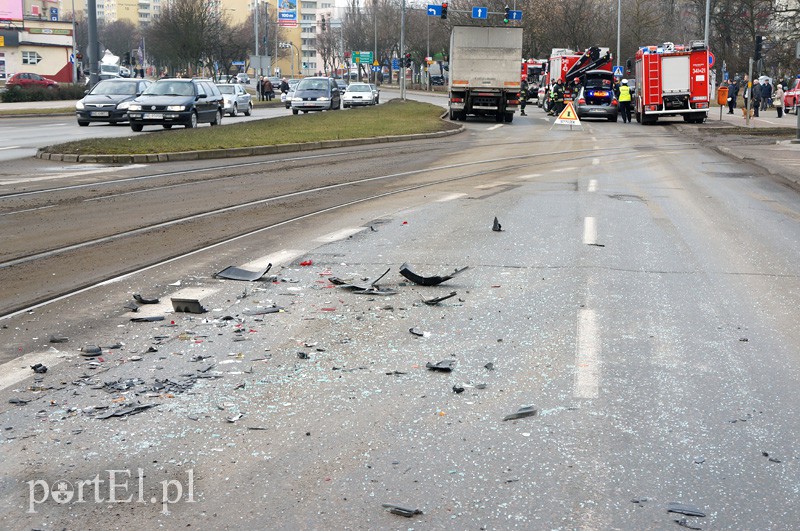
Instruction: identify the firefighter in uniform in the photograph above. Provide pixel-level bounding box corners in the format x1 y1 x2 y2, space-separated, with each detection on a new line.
520 77 528 116
548 80 564 116
618 78 632 123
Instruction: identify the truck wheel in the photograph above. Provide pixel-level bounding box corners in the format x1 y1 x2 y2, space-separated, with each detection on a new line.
495 112 504 123
504 113 513 123
449 109 457 120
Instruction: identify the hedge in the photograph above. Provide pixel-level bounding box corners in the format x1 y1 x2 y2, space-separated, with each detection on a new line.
1 84 87 103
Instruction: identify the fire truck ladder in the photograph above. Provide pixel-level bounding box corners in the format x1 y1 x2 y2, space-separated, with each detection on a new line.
645 54 661 105
565 47 612 81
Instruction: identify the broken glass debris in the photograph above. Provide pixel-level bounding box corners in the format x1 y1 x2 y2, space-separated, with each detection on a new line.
214 264 272 281
95 403 155 419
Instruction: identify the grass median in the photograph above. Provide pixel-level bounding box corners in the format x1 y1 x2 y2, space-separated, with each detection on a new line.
40 99 453 156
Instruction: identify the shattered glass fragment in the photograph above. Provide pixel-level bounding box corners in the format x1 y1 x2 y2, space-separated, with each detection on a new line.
214 263 272 281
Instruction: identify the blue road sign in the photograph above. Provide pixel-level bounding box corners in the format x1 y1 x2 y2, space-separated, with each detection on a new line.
612 65 624 77
508 10 522 20
232 61 245 66
472 6 487 19
427 4 442 16
371 66 380 72
392 58 400 69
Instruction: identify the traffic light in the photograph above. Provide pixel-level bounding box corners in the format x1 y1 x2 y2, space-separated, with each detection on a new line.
321 15 326 31
405 53 411 68
441 2 447 19
755 35 763 61
504 5 510 23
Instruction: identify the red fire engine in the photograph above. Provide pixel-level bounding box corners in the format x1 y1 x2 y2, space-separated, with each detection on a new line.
634 41 710 124
541 47 612 110
521 59 546 102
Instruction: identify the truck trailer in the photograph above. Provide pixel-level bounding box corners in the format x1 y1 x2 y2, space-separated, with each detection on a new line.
448 26 523 123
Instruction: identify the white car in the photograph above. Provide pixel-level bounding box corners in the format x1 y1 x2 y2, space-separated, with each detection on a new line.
216 83 253 116
342 82 376 108
369 83 380 104
281 79 301 108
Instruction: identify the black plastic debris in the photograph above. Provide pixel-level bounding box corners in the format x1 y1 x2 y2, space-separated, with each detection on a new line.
386 371 407 376
243 306 284 316
30 363 48 374
297 352 309 360
80 345 102 357
484 362 495 371
214 263 272 281
409 327 427 337
9 398 30 406
335 268 391 291
426 360 454 372
763 452 781 463
587 243 605 247
452 385 465 394
123 302 139 313
95 403 155 419
133 294 159 304
492 217 502 232
675 518 702 530
381 503 423 518
666 502 706 518
130 316 165 322
49 335 69 343
423 291 458 305
399 263 469 286
171 298 207 314
503 406 538 421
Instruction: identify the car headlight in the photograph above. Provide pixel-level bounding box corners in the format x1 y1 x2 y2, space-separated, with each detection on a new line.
317 97 330 101
75 100 85 110
128 103 142 111
117 101 131 110
166 105 185 111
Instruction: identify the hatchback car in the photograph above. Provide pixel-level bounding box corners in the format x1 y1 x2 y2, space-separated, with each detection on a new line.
574 70 618 122
127 78 224 131
342 83 376 108
290 77 341 114
6 72 58 89
216 83 252 116
236 73 250 84
76 78 152 126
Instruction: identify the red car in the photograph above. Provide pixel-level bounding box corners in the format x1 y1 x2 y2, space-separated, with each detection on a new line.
5 72 59 89
783 76 800 114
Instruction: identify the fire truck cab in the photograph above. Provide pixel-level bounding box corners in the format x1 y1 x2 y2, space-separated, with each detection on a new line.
634 41 710 124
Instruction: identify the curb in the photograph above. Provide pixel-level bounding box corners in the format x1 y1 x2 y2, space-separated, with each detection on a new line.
36 124 465 164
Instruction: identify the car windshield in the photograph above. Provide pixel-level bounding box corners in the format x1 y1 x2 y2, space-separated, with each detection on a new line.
585 78 612 89
142 81 195 96
90 81 139 95
347 85 371 93
298 80 328 91
217 85 236 94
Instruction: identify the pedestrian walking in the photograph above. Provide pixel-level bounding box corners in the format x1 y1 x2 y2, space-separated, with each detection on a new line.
520 77 528 116
618 78 632 123
256 76 264 101
727 79 738 114
752 79 761 117
760 78 772 111
774 84 785 118
263 78 273 101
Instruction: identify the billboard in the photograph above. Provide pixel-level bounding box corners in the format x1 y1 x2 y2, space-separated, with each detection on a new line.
0 0 24 21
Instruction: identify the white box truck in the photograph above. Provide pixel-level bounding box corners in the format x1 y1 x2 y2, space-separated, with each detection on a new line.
448 26 523 123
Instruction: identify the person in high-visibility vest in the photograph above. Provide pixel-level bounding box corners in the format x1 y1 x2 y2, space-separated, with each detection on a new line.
618 78 632 123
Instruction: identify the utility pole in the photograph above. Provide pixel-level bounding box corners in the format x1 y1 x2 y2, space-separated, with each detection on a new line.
254 0 259 75
87 0 98 86
616 0 621 72
400 0 406 99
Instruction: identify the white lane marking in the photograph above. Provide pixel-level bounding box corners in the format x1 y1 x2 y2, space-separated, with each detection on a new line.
1 164 147 186
553 166 576 173
243 249 306 270
588 179 598 192
315 227 365 243
583 216 597 245
574 308 601 398
436 193 467 202
487 124 504 131
0 205 55 217
592 158 600 165
591 136 597 142
0 146 21 151
0 349 68 392
594 145 600 150
475 181 510 189
516 173 541 180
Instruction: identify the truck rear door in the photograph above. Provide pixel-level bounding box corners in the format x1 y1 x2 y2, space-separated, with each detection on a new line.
661 55 690 94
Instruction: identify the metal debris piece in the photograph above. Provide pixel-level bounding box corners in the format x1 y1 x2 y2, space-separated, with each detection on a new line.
214 263 272 281
675 518 703 530
381 503 423 518
130 316 165 322
492 217 502 232
426 360 454 372
171 298 207 314
49 335 69 343
80 345 102 357
30 363 48 374
95 403 155 419
423 291 458 305
503 406 538 421
336 268 391 291
242 306 284 316
484 362 495 371
133 294 159 304
123 302 139 313
666 502 706 518
399 263 469 286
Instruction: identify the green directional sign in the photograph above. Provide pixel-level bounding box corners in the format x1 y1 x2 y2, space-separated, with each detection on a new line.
352 51 373 64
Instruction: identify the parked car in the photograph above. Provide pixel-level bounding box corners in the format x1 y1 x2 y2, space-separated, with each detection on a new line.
281 78 301 108
75 78 152 126
342 82 377 108
5 72 58 90
216 83 253 116
574 70 618 122
236 73 250 84
369 83 380 104
290 77 341 114
335 78 348 91
127 78 224 131
783 75 800 113
430 75 445 86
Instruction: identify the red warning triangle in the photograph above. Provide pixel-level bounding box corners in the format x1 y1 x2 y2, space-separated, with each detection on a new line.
554 101 581 125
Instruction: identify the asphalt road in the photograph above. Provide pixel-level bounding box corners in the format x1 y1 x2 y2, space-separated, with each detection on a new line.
0 109 798 529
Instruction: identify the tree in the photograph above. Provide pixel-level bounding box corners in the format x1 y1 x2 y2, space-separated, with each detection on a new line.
100 20 138 63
